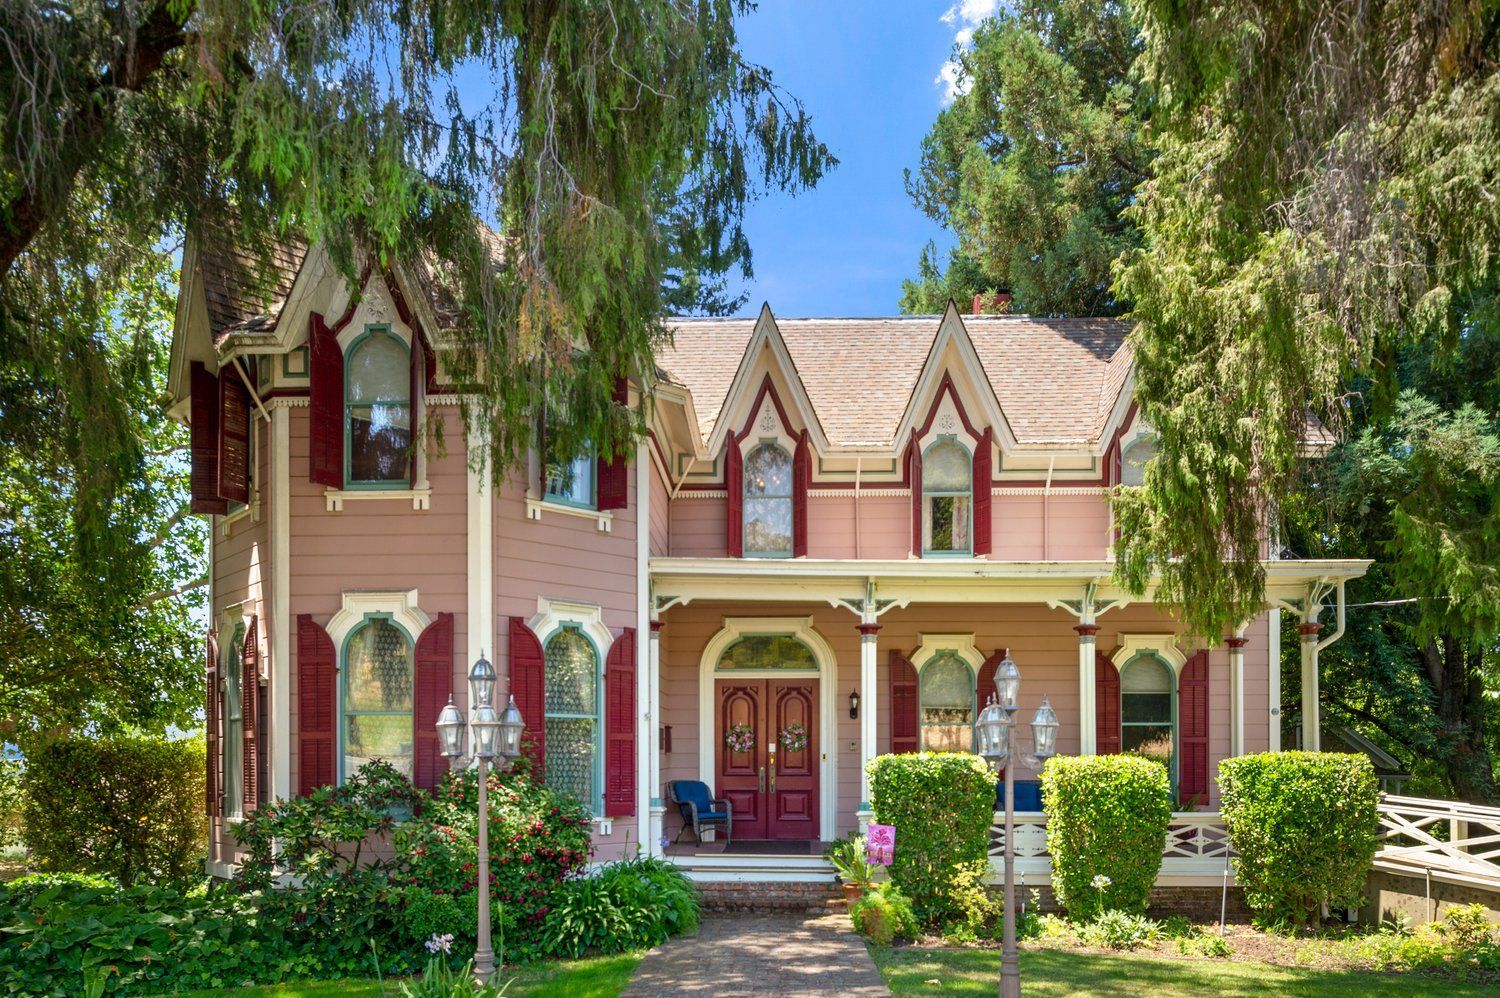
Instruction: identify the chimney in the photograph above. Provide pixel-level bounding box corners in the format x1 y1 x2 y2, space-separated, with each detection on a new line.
972 290 1013 315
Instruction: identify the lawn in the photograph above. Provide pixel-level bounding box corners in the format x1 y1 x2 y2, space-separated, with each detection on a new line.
160 952 643 997
871 946 1492 997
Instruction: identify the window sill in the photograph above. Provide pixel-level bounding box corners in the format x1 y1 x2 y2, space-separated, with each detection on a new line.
325 486 431 511
526 496 612 532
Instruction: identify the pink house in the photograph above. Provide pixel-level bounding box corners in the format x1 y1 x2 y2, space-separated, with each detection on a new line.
169 239 1368 890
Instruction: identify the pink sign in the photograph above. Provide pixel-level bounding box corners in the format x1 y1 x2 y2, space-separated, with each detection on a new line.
866 823 895 866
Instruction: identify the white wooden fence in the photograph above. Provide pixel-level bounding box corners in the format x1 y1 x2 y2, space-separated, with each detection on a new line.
987 810 1234 883
1374 795 1500 890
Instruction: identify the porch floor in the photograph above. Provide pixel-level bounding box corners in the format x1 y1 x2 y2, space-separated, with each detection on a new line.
665 838 831 858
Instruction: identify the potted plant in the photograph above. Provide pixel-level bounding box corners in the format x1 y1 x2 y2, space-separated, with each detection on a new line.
824 834 877 901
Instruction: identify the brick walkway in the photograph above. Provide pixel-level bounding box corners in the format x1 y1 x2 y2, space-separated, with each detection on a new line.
622 911 890 997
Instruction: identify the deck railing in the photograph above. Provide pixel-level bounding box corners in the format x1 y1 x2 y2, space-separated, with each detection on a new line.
1375 795 1500 889
987 810 1234 881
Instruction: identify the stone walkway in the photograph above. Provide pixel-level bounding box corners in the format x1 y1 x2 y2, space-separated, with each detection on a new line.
622 912 889 997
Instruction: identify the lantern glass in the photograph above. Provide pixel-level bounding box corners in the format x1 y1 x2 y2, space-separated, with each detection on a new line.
472 703 499 759
976 698 1009 767
995 652 1021 712
469 653 497 709
436 697 466 758
1031 695 1059 760
497 695 525 760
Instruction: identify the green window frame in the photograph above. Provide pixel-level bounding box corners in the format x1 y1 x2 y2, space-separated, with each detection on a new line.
922 435 973 556
339 613 415 783
344 325 412 489
223 622 245 817
743 440 794 558
543 438 597 509
542 625 604 815
1120 653 1177 789
918 650 976 752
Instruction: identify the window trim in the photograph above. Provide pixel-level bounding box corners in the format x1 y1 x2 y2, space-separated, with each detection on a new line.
343 324 412 490
541 624 605 816
909 633 984 752
337 611 417 785
222 621 246 820
742 438 794 559
542 440 598 510
922 434 974 556
1119 651 1178 790
713 632 820 674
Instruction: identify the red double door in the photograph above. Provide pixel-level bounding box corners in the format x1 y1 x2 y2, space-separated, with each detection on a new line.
716 679 818 840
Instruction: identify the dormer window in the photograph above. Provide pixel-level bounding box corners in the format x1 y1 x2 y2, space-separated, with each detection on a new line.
1120 433 1157 487
345 327 412 486
743 441 794 557
923 436 972 554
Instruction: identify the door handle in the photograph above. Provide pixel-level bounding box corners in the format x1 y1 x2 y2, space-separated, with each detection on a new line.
758 766 766 793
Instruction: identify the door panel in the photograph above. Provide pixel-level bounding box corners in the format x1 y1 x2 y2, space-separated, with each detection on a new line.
715 681 767 839
769 681 818 840
714 678 820 842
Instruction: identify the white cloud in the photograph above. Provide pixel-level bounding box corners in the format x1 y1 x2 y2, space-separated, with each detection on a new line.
937 0 1002 104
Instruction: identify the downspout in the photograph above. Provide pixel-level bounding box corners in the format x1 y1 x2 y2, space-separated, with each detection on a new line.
1316 579 1347 653
1042 456 1056 560
854 457 863 560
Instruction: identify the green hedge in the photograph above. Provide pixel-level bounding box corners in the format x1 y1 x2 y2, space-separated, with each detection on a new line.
868 752 995 927
21 734 206 886
1040 754 1172 919
1219 751 1379 926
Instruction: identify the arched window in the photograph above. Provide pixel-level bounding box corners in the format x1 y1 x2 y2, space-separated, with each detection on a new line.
223 623 244 817
1120 434 1157 487
923 436 972 554
345 327 412 485
1121 653 1175 781
919 651 975 751
743 442 794 557
342 616 414 780
716 634 818 671
544 627 601 812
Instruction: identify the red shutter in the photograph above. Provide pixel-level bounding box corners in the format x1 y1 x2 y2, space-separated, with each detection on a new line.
725 433 743 557
978 649 1000 710
597 377 630 510
413 613 455 793
1179 650 1210 804
908 431 923 555
190 363 228 514
604 629 637 817
205 630 220 816
1096 651 1121 755
889 649 920 754
218 370 252 505
972 427 992 556
241 617 260 811
296 614 338 794
792 429 811 557
508 616 547 776
308 312 345 487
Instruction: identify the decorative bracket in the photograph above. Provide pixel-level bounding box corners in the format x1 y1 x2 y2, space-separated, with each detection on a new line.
1046 580 1129 624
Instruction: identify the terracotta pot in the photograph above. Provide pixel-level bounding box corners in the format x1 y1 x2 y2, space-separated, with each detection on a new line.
843 882 863 902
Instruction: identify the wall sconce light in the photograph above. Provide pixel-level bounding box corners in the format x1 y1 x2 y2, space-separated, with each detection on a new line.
849 688 861 719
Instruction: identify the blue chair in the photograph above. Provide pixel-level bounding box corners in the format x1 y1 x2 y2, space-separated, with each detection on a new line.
668 780 733 847
995 778 1044 812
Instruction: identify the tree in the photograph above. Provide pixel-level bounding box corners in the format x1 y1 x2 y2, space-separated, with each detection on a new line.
897 242 991 314
903 0 1148 316
1114 0 1500 639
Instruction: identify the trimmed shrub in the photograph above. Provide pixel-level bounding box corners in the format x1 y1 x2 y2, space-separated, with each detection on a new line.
20 734 206 887
1219 751 1379 926
1040 754 1172 920
850 883 920 946
868 752 995 926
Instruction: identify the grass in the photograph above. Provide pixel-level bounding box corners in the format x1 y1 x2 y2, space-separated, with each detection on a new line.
870 946 1495 996
162 952 643 997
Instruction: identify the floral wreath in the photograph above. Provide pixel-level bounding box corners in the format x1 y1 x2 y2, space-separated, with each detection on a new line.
779 723 808 753
725 723 755 753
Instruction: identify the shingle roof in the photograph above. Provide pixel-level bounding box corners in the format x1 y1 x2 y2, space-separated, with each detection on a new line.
663 314 1133 448
198 238 309 343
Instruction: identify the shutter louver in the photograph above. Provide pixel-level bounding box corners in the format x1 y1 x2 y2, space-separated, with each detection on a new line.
508 616 547 776
190 363 228 514
604 629 637 817
296 614 338 794
725 433 743 557
218 371 252 506
889 649 919 754
1179 650 1211 804
908 431 922 555
308 312 345 487
241 617 260 811
792 429 810 557
205 631 220 816
597 377 630 510
1095 651 1121 755
972 427 992 555
413 613 455 793
978 649 1000 709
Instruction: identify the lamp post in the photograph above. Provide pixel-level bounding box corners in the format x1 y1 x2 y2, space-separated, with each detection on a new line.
975 651 1058 998
437 652 524 984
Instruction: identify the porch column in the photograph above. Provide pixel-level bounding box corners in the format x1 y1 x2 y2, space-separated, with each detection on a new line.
857 617 880 830
1299 621 1323 752
647 619 665 855
1226 627 1248 757
1076 623 1100 755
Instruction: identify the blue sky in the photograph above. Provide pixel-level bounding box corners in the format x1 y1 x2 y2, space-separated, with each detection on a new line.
720 1 993 317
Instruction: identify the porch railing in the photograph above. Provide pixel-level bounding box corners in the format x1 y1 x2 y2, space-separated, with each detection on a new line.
987 810 1234 880
1375 795 1500 889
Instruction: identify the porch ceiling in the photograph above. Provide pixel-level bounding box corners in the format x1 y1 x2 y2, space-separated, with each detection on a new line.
647 557 1372 608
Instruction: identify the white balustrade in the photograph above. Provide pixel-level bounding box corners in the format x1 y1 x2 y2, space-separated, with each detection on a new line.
1375 795 1500 889
987 810 1234 881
